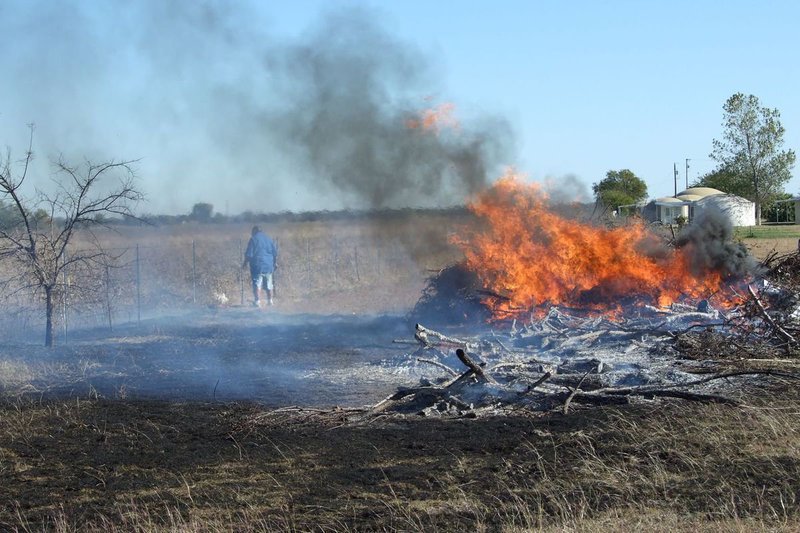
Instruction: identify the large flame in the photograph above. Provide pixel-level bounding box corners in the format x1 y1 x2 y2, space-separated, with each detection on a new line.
454 171 736 319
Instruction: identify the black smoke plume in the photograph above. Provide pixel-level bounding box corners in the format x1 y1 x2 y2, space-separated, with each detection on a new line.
675 208 757 279
263 8 514 209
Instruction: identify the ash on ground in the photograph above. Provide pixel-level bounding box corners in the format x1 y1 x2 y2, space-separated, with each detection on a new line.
373 258 800 419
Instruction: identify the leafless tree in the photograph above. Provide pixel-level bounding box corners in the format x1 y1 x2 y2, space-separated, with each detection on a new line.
0 127 143 346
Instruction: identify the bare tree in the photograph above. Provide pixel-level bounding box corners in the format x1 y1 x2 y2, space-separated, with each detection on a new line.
0 127 143 346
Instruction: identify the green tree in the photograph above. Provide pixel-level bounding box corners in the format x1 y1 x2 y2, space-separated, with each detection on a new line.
710 93 796 225
761 192 795 223
691 165 751 196
190 202 213 222
592 169 648 211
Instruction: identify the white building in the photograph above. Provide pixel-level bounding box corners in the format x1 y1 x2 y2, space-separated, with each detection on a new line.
647 187 755 227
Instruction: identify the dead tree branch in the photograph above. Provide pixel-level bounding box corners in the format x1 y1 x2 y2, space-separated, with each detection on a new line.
456 348 496 384
747 285 796 344
416 358 459 376
563 371 590 414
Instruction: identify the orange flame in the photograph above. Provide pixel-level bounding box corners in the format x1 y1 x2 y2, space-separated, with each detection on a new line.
454 171 739 319
406 103 459 133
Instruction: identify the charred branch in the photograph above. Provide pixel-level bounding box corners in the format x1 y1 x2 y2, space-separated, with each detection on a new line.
747 285 796 345
416 358 459 376
415 323 472 348
563 371 590 414
455 348 495 384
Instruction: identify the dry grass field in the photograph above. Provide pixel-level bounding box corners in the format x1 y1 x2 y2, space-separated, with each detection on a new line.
1 214 799 531
736 224 800 260
0 211 469 342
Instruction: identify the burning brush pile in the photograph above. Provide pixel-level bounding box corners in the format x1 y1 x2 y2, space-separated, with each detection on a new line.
376 173 800 418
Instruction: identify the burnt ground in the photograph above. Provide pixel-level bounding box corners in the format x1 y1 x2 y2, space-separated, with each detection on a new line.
1 304 799 531
3 245 800 531
0 309 417 407
1 382 798 532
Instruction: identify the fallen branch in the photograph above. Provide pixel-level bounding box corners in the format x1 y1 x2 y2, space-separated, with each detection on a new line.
635 389 740 404
416 358 459 376
588 370 800 397
747 285 796 345
563 371 590 415
528 371 552 392
444 367 479 390
371 386 449 413
415 323 472 348
488 360 550 372
456 348 496 384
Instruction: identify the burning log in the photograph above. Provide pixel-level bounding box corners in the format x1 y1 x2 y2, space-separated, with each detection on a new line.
383 263 800 419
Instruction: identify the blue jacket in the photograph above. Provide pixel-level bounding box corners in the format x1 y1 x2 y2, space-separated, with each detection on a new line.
245 232 277 275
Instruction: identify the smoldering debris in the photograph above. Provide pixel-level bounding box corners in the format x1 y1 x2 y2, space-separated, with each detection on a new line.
407 262 492 328
764 250 800 291
358 289 800 420
675 208 758 279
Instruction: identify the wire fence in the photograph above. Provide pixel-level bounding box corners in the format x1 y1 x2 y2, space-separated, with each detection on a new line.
0 234 424 343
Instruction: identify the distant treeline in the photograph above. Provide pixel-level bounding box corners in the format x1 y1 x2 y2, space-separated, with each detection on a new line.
131 205 473 226
2 199 601 230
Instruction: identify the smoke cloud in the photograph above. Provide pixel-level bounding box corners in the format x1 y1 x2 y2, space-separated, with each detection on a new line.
675 208 757 279
0 1 515 215
542 173 591 205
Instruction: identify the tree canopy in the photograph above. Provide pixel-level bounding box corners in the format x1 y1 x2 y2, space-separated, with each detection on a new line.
592 169 648 211
190 202 214 222
710 93 796 224
691 165 749 195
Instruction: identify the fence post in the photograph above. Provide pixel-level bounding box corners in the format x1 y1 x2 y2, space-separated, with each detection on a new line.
273 236 280 299
332 237 338 286
192 240 197 304
62 253 68 343
238 238 244 305
136 244 141 325
105 263 113 330
306 239 312 287
354 246 360 282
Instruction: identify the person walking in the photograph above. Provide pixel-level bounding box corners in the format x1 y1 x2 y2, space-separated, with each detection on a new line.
242 225 278 307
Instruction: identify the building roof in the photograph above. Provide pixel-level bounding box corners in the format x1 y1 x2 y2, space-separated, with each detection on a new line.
653 187 727 205
676 194 704 202
654 197 685 204
677 187 724 198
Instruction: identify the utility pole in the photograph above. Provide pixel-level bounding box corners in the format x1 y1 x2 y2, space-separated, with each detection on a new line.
685 158 691 189
674 163 679 197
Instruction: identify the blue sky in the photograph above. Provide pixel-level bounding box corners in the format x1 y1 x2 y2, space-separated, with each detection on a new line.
352 0 799 197
1 0 798 214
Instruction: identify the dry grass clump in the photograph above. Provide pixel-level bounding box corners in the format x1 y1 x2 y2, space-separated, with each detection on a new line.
0 360 34 391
